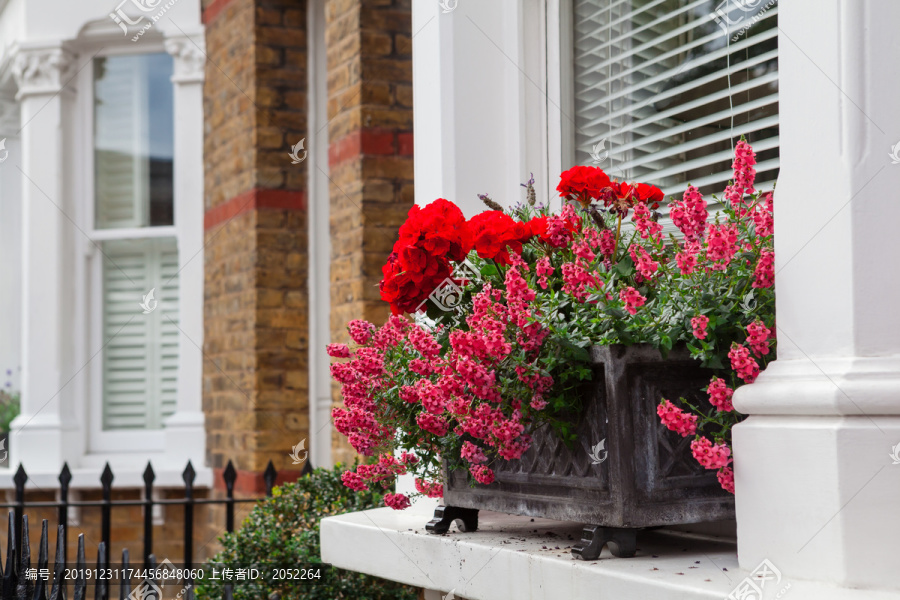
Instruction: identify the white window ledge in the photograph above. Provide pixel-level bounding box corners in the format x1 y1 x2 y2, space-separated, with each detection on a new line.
321 499 900 600
0 463 212 491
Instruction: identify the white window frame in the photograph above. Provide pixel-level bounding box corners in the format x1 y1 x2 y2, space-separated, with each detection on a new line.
77 43 177 454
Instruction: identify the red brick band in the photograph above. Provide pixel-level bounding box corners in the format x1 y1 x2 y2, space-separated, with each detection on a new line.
204 188 307 230
202 0 236 25
213 466 304 496
329 128 414 169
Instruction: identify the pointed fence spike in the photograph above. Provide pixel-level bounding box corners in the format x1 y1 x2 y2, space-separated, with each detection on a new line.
13 464 27 489
301 459 314 477
73 535 86 600
94 542 106 600
142 463 155 487
263 461 277 497
223 461 237 494
100 464 114 497
33 519 49 600
49 525 65 600
3 511 15 600
182 461 196 487
17 515 32 600
58 464 72 490
119 549 130 600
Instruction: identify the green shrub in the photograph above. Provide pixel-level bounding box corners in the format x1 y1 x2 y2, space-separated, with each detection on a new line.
195 464 419 600
0 391 19 432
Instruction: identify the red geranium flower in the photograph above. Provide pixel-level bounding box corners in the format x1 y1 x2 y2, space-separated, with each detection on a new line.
380 199 472 314
526 216 549 239
397 198 472 262
556 166 613 208
615 182 664 210
468 211 532 266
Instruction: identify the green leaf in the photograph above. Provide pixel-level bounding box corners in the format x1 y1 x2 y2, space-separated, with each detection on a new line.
480 264 499 278
615 256 635 277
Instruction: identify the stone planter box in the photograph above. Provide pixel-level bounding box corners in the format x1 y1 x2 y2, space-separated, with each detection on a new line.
426 344 735 559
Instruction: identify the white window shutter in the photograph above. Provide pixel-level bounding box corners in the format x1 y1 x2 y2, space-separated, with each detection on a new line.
101 238 179 430
573 0 779 220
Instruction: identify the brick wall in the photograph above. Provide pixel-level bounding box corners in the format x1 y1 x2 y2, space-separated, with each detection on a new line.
201 0 310 553
325 0 415 465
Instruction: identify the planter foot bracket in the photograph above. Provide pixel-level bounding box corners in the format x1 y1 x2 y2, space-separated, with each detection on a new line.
571 525 637 559
425 505 479 534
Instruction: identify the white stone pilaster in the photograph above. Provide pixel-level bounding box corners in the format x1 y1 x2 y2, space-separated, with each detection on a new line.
8 43 77 472
733 0 900 591
161 33 206 468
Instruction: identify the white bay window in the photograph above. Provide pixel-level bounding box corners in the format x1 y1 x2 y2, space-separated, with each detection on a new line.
88 52 180 445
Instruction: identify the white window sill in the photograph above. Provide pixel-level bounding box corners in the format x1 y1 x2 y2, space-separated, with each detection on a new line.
320 499 900 600
0 458 212 490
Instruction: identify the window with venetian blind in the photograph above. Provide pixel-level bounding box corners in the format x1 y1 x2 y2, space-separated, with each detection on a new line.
572 0 779 218
93 53 179 430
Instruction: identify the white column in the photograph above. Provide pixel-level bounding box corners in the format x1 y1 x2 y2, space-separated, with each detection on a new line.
0 95 22 396
162 33 207 467
733 0 900 590
8 44 77 472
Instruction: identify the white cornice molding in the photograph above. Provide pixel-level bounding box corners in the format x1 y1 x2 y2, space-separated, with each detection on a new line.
11 44 77 99
164 34 205 84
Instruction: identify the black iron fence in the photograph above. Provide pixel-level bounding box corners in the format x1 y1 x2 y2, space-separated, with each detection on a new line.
0 459 312 599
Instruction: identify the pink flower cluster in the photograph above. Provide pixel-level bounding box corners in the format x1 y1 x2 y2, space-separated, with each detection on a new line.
562 260 601 302
752 251 774 288
384 493 411 510
691 315 709 340
619 286 646 315
728 344 760 384
675 243 699 275
707 377 734 412
631 202 663 241
629 245 659 280
657 399 698 437
414 478 444 498
706 223 739 268
751 192 774 237
326 343 351 358
669 185 708 242
717 467 735 494
470 464 495 485
536 257 554 289
690 437 732 470
724 140 757 215
746 320 772 356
